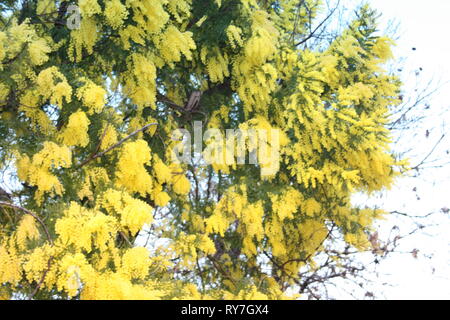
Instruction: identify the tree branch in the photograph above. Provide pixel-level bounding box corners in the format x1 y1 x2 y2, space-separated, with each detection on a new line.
77 122 158 168
294 0 340 47
0 201 53 245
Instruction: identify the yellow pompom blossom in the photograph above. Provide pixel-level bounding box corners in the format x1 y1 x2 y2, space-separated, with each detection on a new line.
28 38 51 66
121 247 150 280
172 174 191 195
100 189 153 235
226 25 244 49
36 67 72 107
59 111 91 147
115 139 153 197
16 142 72 203
156 26 196 66
232 10 279 114
79 0 101 17
153 158 172 184
201 47 230 83
0 241 22 285
99 124 118 151
104 0 129 29
69 17 98 61
152 184 171 207
123 53 157 108
15 215 40 250
77 79 107 114
55 202 117 252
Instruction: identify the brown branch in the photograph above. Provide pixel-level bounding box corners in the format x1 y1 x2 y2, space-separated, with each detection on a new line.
2 45 27 65
156 92 186 114
207 255 237 286
119 231 133 247
0 201 54 299
411 133 446 170
77 122 158 168
280 223 335 269
294 0 340 47
0 201 53 245
28 256 53 299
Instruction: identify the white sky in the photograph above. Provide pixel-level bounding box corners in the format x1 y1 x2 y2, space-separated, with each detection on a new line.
328 0 450 299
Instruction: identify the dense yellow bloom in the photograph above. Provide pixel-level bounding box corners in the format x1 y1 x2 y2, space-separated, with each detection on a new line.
201 47 230 83
16 142 72 203
0 242 22 284
123 53 157 108
77 79 106 114
28 38 51 66
59 111 91 147
115 139 153 196
16 215 40 249
104 0 128 29
226 25 244 49
69 17 98 61
100 189 153 234
36 67 72 107
172 174 191 195
153 159 172 184
156 26 196 66
121 247 150 280
79 0 101 17
55 202 117 252
99 124 118 151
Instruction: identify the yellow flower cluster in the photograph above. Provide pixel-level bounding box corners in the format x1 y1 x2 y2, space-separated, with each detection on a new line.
100 188 153 234
79 0 101 17
28 38 51 66
123 54 157 108
171 233 215 267
15 215 40 250
99 124 118 151
226 25 244 49
0 240 22 284
201 47 230 83
59 111 91 147
156 26 196 66
55 202 117 252
167 0 192 23
104 0 128 29
36 67 72 107
16 142 72 203
69 17 98 61
232 11 279 114
171 174 191 195
77 79 106 114
115 139 153 196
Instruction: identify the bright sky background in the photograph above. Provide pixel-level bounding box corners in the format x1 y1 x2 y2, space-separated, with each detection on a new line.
328 0 450 299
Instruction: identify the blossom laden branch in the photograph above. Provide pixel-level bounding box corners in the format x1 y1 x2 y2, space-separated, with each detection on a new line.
77 122 158 168
0 202 55 299
0 201 53 245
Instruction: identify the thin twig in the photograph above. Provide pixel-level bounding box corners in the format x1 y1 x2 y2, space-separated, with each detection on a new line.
0 201 53 245
28 256 53 299
411 133 446 170
77 122 158 168
0 201 54 299
294 0 340 47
